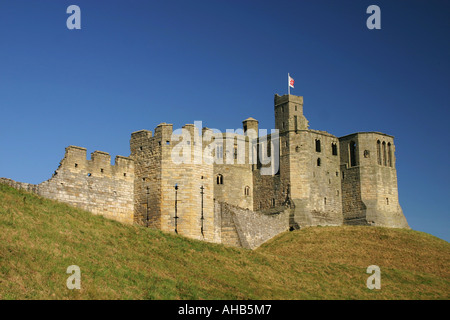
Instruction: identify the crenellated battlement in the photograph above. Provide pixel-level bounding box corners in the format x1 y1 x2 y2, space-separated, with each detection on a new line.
60 146 134 180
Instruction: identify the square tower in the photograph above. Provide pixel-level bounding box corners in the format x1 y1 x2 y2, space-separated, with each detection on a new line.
274 94 308 133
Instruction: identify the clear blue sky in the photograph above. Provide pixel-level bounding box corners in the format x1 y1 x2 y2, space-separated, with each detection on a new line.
0 1 448 241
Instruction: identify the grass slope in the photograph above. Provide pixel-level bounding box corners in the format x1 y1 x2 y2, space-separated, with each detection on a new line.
0 183 448 300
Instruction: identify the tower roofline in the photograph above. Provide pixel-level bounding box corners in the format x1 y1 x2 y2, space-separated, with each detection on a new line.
274 94 303 107
339 131 394 140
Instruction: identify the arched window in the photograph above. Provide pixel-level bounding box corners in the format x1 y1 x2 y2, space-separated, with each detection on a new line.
382 142 387 166
387 142 392 167
315 139 321 152
216 174 223 185
244 186 250 196
349 141 357 167
377 140 381 165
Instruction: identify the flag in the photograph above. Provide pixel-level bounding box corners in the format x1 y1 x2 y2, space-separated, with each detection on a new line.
288 75 294 88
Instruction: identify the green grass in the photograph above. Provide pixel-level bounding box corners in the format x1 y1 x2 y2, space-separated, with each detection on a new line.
0 183 448 299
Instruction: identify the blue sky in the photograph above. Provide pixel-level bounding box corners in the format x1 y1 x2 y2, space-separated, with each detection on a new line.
0 1 449 241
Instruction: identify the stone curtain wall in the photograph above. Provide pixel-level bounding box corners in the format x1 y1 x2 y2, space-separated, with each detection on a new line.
1 146 135 224
0 178 39 194
217 202 289 249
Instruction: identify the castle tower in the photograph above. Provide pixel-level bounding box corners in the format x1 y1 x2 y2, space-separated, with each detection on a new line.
130 123 219 243
274 94 308 133
339 132 409 228
253 94 343 227
243 117 259 135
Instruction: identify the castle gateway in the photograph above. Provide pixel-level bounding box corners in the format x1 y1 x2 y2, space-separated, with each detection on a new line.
1 94 409 249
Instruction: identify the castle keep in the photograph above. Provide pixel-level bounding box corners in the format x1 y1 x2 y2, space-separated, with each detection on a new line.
1 94 409 249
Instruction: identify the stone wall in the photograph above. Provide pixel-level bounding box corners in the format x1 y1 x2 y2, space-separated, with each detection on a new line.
130 128 162 227
1 146 135 224
288 130 343 226
39 146 135 224
214 132 254 210
0 178 39 194
217 202 289 249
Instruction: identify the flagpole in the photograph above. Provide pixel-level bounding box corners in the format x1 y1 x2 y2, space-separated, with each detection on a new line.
288 73 290 95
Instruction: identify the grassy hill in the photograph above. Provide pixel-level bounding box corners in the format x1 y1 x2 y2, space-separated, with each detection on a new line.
0 183 448 300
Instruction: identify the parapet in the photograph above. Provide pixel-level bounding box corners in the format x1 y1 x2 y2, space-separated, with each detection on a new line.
115 155 134 167
91 150 111 166
60 146 133 178
154 123 173 139
65 145 87 160
274 94 303 107
131 129 153 139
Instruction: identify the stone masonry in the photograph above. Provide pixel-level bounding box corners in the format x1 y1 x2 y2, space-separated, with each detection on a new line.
0 94 409 249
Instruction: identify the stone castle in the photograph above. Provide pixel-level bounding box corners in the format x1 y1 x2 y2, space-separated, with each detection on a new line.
0 94 409 249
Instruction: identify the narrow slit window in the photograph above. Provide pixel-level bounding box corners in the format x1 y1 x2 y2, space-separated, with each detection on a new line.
315 139 321 152
349 141 357 167
377 140 381 165
387 142 392 167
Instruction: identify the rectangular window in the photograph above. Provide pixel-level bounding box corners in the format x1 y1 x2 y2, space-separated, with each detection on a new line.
332 143 338 156
315 139 321 152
